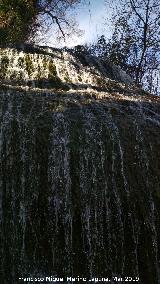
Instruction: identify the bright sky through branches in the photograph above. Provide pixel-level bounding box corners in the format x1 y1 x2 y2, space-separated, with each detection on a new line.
41 0 112 47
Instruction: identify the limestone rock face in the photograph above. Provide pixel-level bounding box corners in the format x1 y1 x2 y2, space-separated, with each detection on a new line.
0 46 160 284
0 45 133 89
111 63 134 85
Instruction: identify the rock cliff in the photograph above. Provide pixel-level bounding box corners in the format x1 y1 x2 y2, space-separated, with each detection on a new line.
0 45 160 284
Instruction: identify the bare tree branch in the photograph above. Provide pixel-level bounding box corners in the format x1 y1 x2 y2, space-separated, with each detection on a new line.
44 10 66 38
129 0 145 23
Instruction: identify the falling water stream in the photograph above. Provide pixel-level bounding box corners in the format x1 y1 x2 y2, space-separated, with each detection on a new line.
0 46 160 284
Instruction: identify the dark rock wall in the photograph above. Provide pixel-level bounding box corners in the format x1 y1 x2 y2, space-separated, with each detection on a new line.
0 88 160 283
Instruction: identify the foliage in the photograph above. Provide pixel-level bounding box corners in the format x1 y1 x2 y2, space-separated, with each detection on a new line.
49 60 57 77
0 0 38 44
0 0 82 44
25 54 34 75
0 55 9 78
89 0 160 95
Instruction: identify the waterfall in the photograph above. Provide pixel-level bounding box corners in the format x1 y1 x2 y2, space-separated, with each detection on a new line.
0 46 160 284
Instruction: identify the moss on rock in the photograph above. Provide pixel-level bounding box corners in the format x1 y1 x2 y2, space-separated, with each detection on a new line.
25 54 34 76
0 56 9 79
49 60 57 77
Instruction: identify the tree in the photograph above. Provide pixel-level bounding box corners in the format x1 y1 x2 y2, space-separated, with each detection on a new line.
0 0 38 44
36 0 82 42
0 0 82 44
127 0 160 85
90 0 160 94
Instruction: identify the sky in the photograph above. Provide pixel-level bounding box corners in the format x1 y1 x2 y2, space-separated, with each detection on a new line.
40 0 113 47
71 0 111 45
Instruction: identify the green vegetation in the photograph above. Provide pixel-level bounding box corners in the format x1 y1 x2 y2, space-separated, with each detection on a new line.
10 70 24 83
25 54 33 76
43 58 48 69
18 57 24 68
0 56 9 79
0 0 37 44
48 60 57 77
78 75 82 82
0 0 81 44
96 77 106 88
64 72 72 83
47 60 70 90
36 64 42 80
